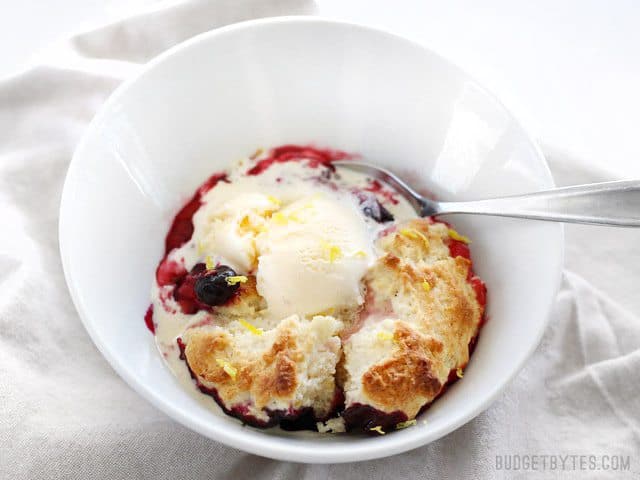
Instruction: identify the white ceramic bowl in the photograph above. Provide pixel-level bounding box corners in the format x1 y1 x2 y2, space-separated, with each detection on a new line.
59 17 563 463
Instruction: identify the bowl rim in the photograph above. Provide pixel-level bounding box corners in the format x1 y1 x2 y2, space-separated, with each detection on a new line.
59 15 564 463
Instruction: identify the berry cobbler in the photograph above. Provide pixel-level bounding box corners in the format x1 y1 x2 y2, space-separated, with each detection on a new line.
146 145 487 435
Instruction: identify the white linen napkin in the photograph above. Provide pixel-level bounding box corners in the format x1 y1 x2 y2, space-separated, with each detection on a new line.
1 1 639 478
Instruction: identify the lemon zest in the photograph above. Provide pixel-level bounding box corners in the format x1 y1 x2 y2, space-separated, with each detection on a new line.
369 426 386 435
399 228 430 248
328 246 342 262
396 419 417 430
399 228 418 239
320 240 342 262
215 359 237 380
271 212 288 225
239 319 263 336
266 195 281 207
197 241 205 255
456 367 464 378
377 331 394 342
239 215 266 234
448 229 471 244
205 256 215 271
239 215 251 229
226 275 248 286
353 250 368 259
313 307 335 317
422 280 431 292
271 211 301 224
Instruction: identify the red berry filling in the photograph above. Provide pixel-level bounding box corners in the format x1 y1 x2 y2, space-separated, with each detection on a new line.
246 144 352 176
144 304 155 334
164 173 227 254
341 404 408 435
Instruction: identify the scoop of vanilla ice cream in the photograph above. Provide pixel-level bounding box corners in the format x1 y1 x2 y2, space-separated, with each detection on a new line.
256 194 374 319
192 184 279 272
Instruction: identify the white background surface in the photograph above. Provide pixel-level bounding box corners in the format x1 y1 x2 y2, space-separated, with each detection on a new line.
2 1 639 477
1 0 639 178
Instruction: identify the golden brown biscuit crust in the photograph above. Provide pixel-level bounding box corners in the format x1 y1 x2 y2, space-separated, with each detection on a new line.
184 320 302 410
254 331 299 406
362 323 443 408
343 219 484 421
181 218 485 429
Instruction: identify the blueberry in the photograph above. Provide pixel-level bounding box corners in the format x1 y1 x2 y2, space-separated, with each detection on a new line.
360 193 394 223
194 265 240 306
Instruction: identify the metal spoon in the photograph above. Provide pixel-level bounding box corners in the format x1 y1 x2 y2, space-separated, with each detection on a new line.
334 161 640 227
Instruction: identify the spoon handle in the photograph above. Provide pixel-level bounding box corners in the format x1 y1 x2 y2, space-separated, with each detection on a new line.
437 180 640 227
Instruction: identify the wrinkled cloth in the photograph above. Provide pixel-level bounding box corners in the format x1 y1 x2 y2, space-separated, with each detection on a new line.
1 1 639 478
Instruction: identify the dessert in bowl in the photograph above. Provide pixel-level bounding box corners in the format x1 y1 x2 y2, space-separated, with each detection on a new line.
59 17 562 462
148 145 486 434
